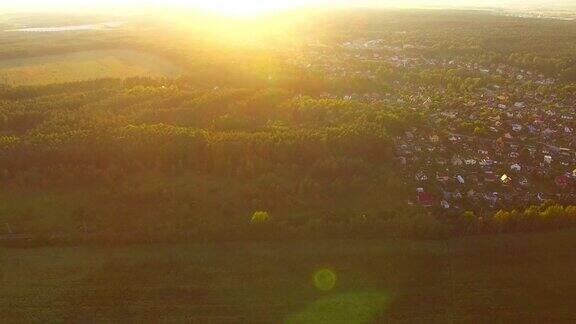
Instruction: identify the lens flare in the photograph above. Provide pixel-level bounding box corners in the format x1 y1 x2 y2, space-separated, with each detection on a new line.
286 292 391 324
313 269 337 291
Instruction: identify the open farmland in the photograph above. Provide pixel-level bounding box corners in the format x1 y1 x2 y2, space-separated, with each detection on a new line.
2 230 576 323
0 49 183 85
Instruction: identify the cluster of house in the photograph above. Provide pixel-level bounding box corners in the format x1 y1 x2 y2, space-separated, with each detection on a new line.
396 87 576 212
294 38 556 93
342 41 557 86
398 126 576 212
341 38 428 52
293 38 576 212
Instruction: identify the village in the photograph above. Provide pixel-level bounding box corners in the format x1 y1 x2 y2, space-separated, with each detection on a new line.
292 37 576 213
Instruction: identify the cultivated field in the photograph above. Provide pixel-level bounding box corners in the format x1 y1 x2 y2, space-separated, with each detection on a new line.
2 230 576 323
0 49 182 85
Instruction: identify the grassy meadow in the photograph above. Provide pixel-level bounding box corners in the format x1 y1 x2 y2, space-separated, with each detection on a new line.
2 230 576 323
0 49 183 85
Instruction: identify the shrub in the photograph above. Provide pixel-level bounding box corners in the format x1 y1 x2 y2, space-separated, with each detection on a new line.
251 211 270 224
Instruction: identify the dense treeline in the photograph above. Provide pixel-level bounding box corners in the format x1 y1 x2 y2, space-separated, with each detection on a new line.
0 79 423 239
455 203 576 235
0 83 409 175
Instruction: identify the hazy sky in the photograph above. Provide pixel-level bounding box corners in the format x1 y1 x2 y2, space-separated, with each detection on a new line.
2 0 576 13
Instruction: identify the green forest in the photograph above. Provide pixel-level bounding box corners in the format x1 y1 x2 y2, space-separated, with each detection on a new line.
0 80 423 241
0 10 576 244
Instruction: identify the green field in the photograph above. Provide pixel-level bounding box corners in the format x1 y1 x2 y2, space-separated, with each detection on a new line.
2 230 576 323
0 49 183 85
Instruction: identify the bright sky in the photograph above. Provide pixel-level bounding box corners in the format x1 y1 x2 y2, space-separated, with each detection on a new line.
2 0 575 16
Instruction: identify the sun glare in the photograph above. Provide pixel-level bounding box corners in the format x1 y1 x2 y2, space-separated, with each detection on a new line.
6 0 322 16
180 0 310 16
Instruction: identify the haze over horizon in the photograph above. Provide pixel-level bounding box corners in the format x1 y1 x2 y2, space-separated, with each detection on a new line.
2 0 576 15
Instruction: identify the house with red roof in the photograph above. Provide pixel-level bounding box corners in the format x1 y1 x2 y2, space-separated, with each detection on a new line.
418 192 434 207
555 175 569 188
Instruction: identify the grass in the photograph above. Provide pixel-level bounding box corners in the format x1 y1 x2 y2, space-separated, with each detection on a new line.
0 49 183 85
2 230 576 323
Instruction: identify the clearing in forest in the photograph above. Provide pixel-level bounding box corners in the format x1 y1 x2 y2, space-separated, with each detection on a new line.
0 49 183 85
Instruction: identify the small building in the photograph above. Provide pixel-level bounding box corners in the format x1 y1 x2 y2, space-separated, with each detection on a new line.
441 200 450 209
452 156 463 166
485 171 497 183
437 172 450 183
555 175 569 188
418 192 434 207
415 171 428 182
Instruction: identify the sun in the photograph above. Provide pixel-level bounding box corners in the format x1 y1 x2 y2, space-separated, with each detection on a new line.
181 0 309 17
